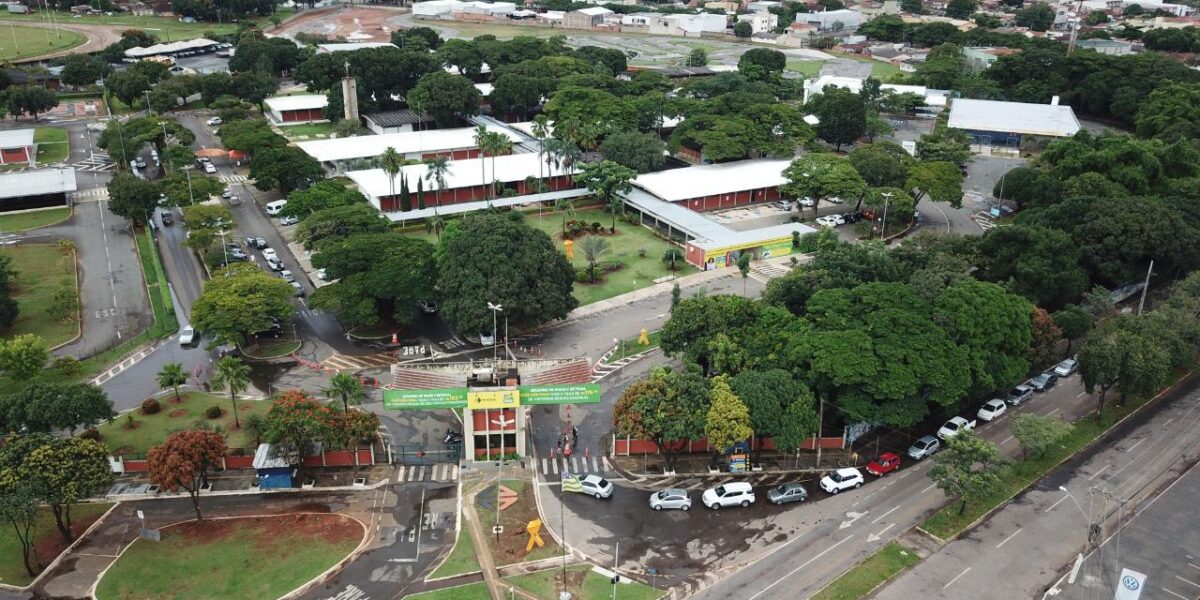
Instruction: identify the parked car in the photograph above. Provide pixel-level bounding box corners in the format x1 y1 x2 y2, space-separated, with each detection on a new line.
977 399 1008 422
798 197 816 207
222 188 233 199
702 482 755 509
767 483 808 505
907 435 941 460
161 212 174 226
479 331 495 345
866 452 901 477
290 281 305 297
203 163 217 174
261 248 278 261
827 196 845 204
579 474 613 499
228 248 248 261
819 468 864 494
178 326 197 346
280 214 300 226
1006 384 1034 406
937 416 977 440
206 117 223 126
1029 372 1059 392
816 215 845 228
267 257 284 272
1054 358 1079 377
265 200 287 216
773 200 793 211
280 270 295 283
244 236 268 249
841 212 863 224
418 300 438 314
649 488 691 511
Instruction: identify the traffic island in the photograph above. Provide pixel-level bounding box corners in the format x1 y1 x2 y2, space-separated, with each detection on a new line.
477 479 560 567
505 564 666 600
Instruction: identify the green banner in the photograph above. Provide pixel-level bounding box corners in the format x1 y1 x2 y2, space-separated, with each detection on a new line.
518 384 601 405
384 387 468 410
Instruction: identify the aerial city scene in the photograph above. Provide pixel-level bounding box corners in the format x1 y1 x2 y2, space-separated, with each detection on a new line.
0 0 1192 597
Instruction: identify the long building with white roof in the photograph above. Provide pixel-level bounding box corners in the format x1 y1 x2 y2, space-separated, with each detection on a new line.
296 125 523 169
947 98 1081 148
631 159 792 212
346 152 577 213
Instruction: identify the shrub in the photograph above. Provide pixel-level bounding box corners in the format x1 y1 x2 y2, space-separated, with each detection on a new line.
79 428 101 441
51 355 83 376
205 405 223 419
637 247 646 258
141 398 162 415
590 221 602 232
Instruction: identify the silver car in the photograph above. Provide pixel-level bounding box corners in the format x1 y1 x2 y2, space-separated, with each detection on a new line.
908 435 940 460
767 483 808 505
579 474 613 499
649 488 690 511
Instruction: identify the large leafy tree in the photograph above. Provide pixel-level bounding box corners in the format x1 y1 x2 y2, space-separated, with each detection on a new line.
1052 305 1092 355
311 233 436 328
1010 413 1073 460
599 131 667 173
296 204 390 250
661 295 762 374
250 146 324 195
407 72 483 127
613 368 709 472
807 86 867 150
906 161 963 207
730 369 818 462
217 118 286 155
992 166 1063 210
0 483 41 577
928 431 1007 515
0 435 112 542
1135 83 1200 140
849 143 914 188
781 153 868 219
147 431 227 521
280 180 367 220
573 160 636 231
437 213 577 334
261 390 339 466
705 375 753 454
976 225 1088 310
107 172 160 225
0 334 49 380
192 263 295 346
933 279 1033 396
0 382 114 434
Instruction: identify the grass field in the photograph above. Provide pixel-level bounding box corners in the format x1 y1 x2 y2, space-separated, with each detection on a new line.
95 513 361 600
871 61 902 79
404 582 489 600
95 391 271 456
0 206 70 232
34 127 68 165
506 565 664 600
810 542 921 600
786 59 825 77
242 338 301 359
0 502 112 587
0 24 84 62
0 244 78 346
280 122 335 140
429 526 480 580
0 12 267 40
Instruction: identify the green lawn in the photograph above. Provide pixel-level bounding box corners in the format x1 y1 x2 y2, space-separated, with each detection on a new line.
871 61 902 79
613 329 661 361
34 127 68 164
921 389 1164 539
0 24 84 62
242 338 301 359
430 526 481 580
811 542 921 600
786 59 825 77
280 121 335 140
0 503 111 587
0 206 70 232
0 244 78 346
506 565 664 600
95 514 361 600
404 582 490 600
0 12 260 40
95 391 271 456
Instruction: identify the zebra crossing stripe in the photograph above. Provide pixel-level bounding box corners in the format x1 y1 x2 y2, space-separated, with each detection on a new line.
551 459 559 474
603 456 613 471
416 465 426 481
397 466 405 482
570 457 579 472
541 458 548 475
450 465 458 480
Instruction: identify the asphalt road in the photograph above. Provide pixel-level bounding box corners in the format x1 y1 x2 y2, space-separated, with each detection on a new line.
867 374 1200 600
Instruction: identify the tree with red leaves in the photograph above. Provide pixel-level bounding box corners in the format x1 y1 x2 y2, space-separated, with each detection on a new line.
147 430 227 522
261 391 339 466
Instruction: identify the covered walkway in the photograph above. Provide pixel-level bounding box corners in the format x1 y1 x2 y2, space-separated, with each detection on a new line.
379 188 589 222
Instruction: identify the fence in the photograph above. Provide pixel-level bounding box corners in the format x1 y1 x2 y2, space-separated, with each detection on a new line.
110 446 377 474
611 434 845 456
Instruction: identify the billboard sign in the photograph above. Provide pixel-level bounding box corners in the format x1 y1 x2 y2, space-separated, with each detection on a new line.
468 389 520 410
383 388 468 410
1113 568 1146 600
519 384 601 405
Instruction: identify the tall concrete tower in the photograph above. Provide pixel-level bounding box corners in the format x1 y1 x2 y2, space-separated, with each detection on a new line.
341 61 359 122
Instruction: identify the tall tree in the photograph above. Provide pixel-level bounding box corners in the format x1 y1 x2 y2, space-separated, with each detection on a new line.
424 156 451 214
249 146 324 195
107 172 160 225
280 180 367 220
407 72 483 127
191 264 295 345
579 236 610 284
599 131 667 174
781 153 868 219
0 436 112 542
261 391 338 466
1052 305 1092 355
613 368 709 472
210 356 250 429
147 431 227 521
730 369 818 463
807 86 867 150
380 146 403 212
310 233 436 327
573 160 636 231
0 484 41 577
0 382 114 434
296 204 390 250
705 375 753 456
157 362 188 402
0 334 49 380
928 431 1006 515
906 161 963 207
326 373 366 413
1010 413 1073 460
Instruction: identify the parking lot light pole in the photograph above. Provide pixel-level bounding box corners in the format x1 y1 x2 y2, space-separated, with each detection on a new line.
488 302 503 362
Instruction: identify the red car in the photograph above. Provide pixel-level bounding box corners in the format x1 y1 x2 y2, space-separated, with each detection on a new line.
866 452 901 477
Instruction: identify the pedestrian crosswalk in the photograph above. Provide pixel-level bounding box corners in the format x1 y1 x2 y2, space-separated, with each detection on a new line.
70 188 109 200
540 455 613 478
320 352 395 371
749 261 792 284
396 463 459 483
321 584 368 600
71 153 114 172
438 336 466 351
219 174 249 184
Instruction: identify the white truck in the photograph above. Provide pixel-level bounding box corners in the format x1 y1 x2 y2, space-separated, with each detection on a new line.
937 416 977 440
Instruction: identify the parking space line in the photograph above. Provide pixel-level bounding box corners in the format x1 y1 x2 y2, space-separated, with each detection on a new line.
1046 408 1061 417
1189 563 1200 571
871 506 899 524
1088 465 1111 481
1045 496 1068 513
996 528 1022 549
921 483 937 493
747 535 854 600
943 567 971 590
1163 588 1189 600
1175 575 1200 589
1001 435 1014 444
1126 439 1146 453
1077 392 1086 398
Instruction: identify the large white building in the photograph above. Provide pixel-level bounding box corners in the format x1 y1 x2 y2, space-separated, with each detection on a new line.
947 98 1081 148
803 75 949 108
798 8 862 31
297 125 523 169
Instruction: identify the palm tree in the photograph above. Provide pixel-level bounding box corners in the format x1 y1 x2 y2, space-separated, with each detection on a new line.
424 156 450 211
555 196 575 238
426 212 445 240
473 125 488 197
326 372 365 413
156 362 187 403
531 115 551 180
210 355 250 429
579 236 610 283
380 146 403 212
480 131 511 199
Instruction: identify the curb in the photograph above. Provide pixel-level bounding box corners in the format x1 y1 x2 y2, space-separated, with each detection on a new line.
591 345 659 382
104 477 390 502
0 500 119 593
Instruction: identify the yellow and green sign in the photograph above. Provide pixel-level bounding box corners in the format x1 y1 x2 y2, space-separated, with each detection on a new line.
468 389 520 410
384 383 600 410
518 384 600 405
383 387 468 410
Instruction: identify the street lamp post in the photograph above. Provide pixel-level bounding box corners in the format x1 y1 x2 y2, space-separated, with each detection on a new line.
158 121 171 174
487 302 503 362
879 191 893 241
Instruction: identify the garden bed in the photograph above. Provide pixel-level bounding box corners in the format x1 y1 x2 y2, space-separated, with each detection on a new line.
94 391 270 456
478 479 559 567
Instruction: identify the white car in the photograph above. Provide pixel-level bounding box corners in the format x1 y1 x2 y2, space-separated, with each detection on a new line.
479 331 495 345
977 399 1007 422
579 474 613 499
280 270 295 283
816 215 845 228
262 248 278 261
701 482 755 509
827 196 845 204
206 117 223 126
203 163 217 174
178 326 197 346
937 416 977 440
280 215 300 226
819 468 864 494
1054 358 1079 377
798 197 816 207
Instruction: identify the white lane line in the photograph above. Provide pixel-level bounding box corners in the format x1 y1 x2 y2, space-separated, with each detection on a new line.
1162 588 1189 600
1046 408 1062 417
996 528 1022 549
872 506 900 524
922 483 938 493
1088 465 1111 481
747 536 855 600
1189 563 1200 571
1001 435 1014 445
1125 439 1145 453
1163 418 1175 427
396 466 405 483
1044 496 1068 513
943 567 971 590
1077 392 1087 398
1175 575 1200 589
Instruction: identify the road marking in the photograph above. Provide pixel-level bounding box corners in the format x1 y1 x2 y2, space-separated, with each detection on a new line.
1189 563 1200 571
1088 464 1111 481
921 483 937 493
1125 439 1145 453
996 528 1022 548
570 457 579 472
943 567 971 590
1163 418 1175 427
541 458 548 475
871 506 899 524
396 467 405 483
867 523 895 542
1001 435 1014 445
747 535 854 600
1175 575 1200 589
1077 392 1087 398
1046 408 1061 417
551 460 558 475
1045 496 1068 513
1162 588 1189 600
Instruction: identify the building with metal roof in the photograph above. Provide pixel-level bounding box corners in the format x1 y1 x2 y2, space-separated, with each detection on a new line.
315 42 398 53
297 125 523 168
124 38 220 59
947 98 1081 149
264 95 329 125
632 159 792 210
0 129 35 165
0 168 76 211
364 110 433 134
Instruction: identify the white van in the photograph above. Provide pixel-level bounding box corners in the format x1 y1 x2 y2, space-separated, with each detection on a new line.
702 481 755 509
265 200 287 216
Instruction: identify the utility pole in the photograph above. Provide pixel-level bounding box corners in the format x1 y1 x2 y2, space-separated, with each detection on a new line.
1137 260 1154 315
879 191 893 240
611 542 620 600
